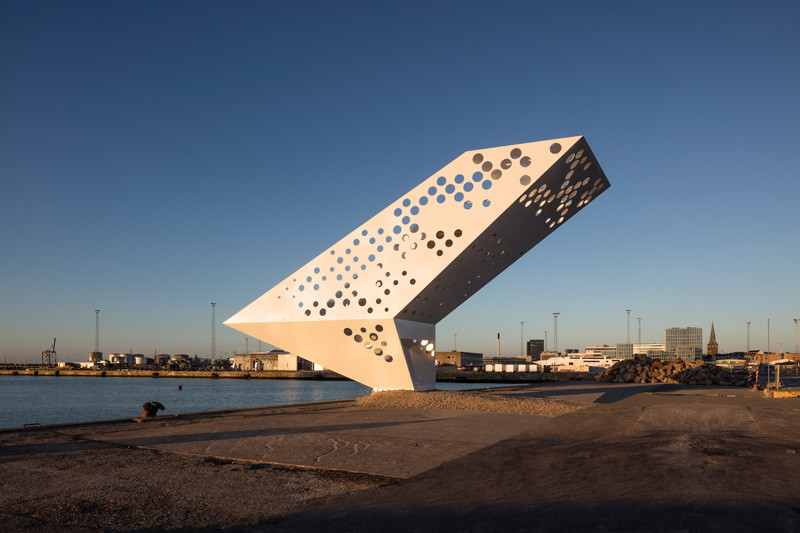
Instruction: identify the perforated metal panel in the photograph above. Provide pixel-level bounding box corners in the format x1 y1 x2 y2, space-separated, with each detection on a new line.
225 136 610 391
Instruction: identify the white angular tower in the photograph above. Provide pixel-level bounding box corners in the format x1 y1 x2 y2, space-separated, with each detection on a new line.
225 136 610 391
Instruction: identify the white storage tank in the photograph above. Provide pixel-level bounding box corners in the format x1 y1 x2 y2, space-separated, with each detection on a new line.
133 356 145 365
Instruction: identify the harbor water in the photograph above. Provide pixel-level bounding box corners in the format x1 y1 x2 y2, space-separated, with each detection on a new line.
0 375 501 429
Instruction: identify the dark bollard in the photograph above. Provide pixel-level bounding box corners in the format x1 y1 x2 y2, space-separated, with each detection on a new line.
141 402 165 418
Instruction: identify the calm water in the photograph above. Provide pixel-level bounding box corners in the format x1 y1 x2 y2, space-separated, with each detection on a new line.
0 376 500 429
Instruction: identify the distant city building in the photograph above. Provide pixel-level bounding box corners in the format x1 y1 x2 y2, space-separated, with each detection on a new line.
435 351 483 367
707 322 719 356
88 351 103 362
616 343 633 359
633 343 666 355
564 348 579 355
526 339 544 360
232 351 313 371
665 327 703 361
586 345 618 358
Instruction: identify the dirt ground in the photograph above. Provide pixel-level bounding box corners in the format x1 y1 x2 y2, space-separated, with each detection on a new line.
1 384 799 532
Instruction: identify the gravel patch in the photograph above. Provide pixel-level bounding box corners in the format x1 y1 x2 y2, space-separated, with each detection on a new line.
356 389 587 416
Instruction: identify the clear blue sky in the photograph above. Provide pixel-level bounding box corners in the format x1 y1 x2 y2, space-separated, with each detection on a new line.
1 0 798 362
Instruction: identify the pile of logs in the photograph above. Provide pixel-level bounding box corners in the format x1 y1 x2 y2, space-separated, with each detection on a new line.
595 355 746 386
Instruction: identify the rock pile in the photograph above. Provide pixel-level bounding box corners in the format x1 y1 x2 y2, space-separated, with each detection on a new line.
596 355 747 386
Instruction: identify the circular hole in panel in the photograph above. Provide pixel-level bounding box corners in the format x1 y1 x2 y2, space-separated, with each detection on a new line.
561 181 569 189
368 254 375 261
491 169 502 179
335 290 343 298
344 328 352 336
420 196 428 206
376 280 382 287
576 149 584 158
437 195 445 203
525 199 533 208
384 355 393 362
410 206 419 215
536 208 542 215
519 195 526 203
393 244 400 251
482 180 492 190
313 301 319 307
428 186 437 195
394 208 402 216
403 198 411 207
483 199 491 207
369 237 375 244
410 242 417 250
481 161 493 172
437 176 446 186
336 274 343 280
550 143 561 154
464 201 472 209
410 279 416 284
327 299 335 308
299 285 305 291
445 239 453 247
454 174 464 184
319 309 326 316
401 216 410 224
354 334 362 342
584 162 592 170
360 327 367 333
566 170 574 180
376 324 383 332
402 234 409 242
427 241 435 249
472 172 483 182
520 156 531 167
520 175 531 185
454 229 462 237
436 230 445 239
436 250 443 256
410 223 419 233
377 245 384 252
314 267 320 274
558 217 564 223
367 307 373 313
567 153 575 163
358 298 367 306
297 302 302 307
343 299 350 306
393 225 401 234
464 182 473 192
369 333 378 341
472 153 483 164
445 184 455 194
365 343 372 349
305 310 311 316
374 349 383 356
454 192 464 202
510 148 522 159
501 159 512 169
306 276 312 282
362 229 368 236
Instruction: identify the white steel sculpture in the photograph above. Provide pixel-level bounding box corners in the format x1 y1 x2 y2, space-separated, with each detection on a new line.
225 136 610 391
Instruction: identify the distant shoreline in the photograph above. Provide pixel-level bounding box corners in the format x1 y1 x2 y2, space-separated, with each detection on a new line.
0 367 596 383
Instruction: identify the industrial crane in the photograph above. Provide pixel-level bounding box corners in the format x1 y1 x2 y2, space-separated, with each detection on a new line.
42 338 57 366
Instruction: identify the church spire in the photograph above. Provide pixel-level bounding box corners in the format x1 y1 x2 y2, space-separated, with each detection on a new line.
709 321 716 344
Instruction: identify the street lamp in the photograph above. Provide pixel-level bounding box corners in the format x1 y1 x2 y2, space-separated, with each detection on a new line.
553 313 560 354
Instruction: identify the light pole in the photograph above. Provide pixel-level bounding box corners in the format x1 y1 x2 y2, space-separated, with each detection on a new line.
626 309 631 344
94 309 100 353
520 321 525 357
553 313 560 354
746 321 751 353
637 317 642 344
211 302 217 359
